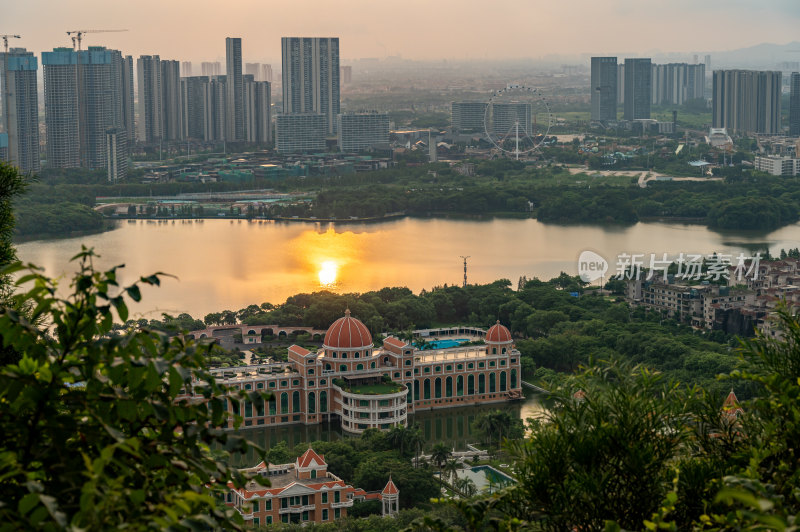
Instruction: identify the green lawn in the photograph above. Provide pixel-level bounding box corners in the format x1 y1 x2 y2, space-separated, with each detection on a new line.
334 380 405 395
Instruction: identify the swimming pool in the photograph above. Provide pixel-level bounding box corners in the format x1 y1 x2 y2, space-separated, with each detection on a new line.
439 465 516 493
417 338 471 349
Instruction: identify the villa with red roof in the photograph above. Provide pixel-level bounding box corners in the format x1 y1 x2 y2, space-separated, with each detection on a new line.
226 448 398 526
195 312 523 434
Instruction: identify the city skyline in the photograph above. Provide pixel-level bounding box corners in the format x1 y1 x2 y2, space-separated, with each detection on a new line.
5 0 800 63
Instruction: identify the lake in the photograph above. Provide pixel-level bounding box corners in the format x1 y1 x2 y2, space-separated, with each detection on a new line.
16 217 799 320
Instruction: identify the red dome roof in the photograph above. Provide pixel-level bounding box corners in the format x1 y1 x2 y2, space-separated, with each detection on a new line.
486 321 512 343
324 310 373 349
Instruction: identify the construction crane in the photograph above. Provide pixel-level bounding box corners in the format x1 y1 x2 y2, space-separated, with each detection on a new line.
64 30 127 166
66 29 127 52
1 34 21 54
1 35 21 135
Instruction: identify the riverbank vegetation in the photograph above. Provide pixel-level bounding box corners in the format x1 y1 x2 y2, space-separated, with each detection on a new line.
14 148 800 239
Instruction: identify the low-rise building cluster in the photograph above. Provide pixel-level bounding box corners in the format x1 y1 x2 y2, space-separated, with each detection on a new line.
625 258 800 338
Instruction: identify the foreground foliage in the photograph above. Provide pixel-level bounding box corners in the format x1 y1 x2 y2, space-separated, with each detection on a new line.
0 250 266 530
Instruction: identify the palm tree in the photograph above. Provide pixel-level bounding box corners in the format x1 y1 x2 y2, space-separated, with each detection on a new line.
406 425 425 468
454 477 477 497
386 425 407 456
444 457 461 485
430 442 452 478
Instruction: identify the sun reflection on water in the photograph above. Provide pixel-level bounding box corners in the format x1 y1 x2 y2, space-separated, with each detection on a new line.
318 260 339 286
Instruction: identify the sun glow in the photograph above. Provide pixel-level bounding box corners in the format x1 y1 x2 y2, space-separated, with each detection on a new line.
318 260 339 286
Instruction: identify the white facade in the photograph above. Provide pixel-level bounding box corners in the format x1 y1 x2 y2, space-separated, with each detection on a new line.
754 154 800 176
337 112 389 152
276 113 325 153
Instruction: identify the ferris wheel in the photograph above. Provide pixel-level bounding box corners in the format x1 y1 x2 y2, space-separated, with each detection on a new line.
484 84 553 159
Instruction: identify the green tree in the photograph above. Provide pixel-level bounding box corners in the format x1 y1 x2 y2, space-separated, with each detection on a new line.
430 442 452 478
501 361 694 531
0 250 266 529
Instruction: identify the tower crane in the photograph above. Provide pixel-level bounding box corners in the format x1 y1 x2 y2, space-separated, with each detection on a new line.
1 34 21 54
65 29 127 52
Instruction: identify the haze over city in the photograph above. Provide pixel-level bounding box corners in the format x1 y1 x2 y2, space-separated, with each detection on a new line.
7 0 800 62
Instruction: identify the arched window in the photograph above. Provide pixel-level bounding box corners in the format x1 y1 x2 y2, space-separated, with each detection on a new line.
445 376 453 397
339 364 347 372
354 352 359 359
511 369 517 389
407 387 413 404
371 362 376 369
280 392 288 414
492 347 497 354
356 363 364 371
405 371 412 378
292 391 300 412
457 375 464 396
311 469 317 479
414 380 420 401
489 372 496 393
434 378 442 399
268 395 276 415
468 375 475 395
502 347 507 354
244 400 252 417
500 371 507 392
308 369 315 375
479 374 486 394
320 391 328 413
308 392 316 414
424 379 431 400
256 397 264 416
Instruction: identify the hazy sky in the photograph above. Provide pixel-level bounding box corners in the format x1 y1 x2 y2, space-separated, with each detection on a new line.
7 0 800 63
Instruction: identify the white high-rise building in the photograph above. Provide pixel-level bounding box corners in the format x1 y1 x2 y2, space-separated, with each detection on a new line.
281 37 340 135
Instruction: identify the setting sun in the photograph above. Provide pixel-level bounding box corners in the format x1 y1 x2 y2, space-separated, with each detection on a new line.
318 260 339 286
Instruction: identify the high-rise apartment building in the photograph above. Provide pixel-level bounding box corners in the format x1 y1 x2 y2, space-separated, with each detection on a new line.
276 113 325 153
451 101 487 133
42 48 80 168
650 63 705 105
590 57 617 122
281 37 340 135
341 65 352 84
161 60 183 141
712 70 782 134
490 103 531 136
263 64 273 83
105 127 127 182
182 76 208 141
337 112 389 152
43 47 118 169
121 55 135 145
1 48 40 172
137 55 162 143
790 72 800 137
225 37 244 141
624 58 651 120
181 61 192 77
205 75 227 141
617 63 625 104
243 79 271 144
201 61 222 77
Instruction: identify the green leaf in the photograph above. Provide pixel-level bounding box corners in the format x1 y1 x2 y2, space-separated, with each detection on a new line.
126 285 142 302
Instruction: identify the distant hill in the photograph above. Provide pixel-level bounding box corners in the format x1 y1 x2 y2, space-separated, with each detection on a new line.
709 41 800 69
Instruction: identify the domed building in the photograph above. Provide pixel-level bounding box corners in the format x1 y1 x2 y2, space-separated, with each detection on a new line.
196 312 523 434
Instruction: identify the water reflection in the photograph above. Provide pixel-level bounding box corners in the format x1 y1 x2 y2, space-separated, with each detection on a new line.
228 392 545 467
18 218 800 319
